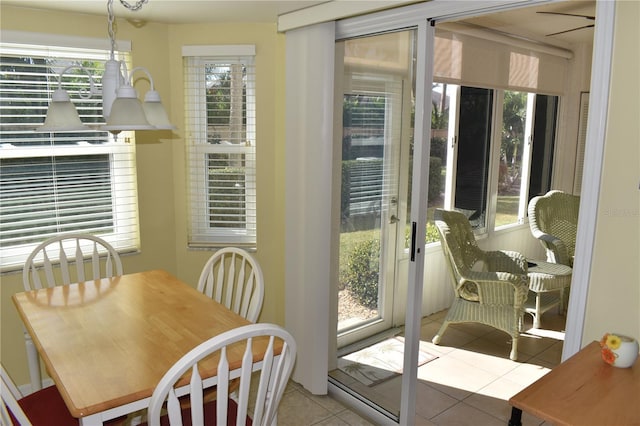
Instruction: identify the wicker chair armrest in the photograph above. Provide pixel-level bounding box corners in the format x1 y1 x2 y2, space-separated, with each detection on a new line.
535 232 562 247
461 273 529 306
483 250 528 274
537 233 571 265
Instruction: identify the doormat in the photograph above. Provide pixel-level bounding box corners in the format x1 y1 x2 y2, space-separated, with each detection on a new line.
337 336 438 386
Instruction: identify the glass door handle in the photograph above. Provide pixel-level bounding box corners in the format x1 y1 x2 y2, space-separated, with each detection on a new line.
389 215 399 224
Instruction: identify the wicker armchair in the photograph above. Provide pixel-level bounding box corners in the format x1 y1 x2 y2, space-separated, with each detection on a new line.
528 190 580 267
432 209 529 360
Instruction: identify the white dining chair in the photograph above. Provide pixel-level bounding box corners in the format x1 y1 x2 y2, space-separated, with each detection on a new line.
1 363 77 426
197 247 264 323
147 323 297 426
2 363 126 426
21 233 123 392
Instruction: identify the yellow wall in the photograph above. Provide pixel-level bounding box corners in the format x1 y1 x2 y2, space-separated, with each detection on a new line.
0 5 287 385
582 0 640 344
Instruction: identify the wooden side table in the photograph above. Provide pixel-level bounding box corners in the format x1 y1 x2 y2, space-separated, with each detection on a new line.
509 341 640 425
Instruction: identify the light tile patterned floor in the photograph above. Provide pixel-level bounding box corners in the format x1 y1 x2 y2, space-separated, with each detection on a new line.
280 310 566 425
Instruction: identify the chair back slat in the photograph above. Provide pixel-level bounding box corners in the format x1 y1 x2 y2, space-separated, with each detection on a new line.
234 336 255 423
215 347 230 425
224 252 237 311
105 256 113 277
253 336 276 424
74 239 85 283
233 256 246 315
239 270 256 321
166 389 182 426
42 248 56 288
197 247 265 322
148 323 296 426
90 241 101 280
58 241 72 283
215 256 226 301
28 264 43 290
189 366 204 426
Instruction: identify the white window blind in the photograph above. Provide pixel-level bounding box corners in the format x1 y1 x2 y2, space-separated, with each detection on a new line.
184 49 257 247
0 40 140 271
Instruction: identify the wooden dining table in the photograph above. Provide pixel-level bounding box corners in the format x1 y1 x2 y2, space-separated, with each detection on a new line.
12 269 267 426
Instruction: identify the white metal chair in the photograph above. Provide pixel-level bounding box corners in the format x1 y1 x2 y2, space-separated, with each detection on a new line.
147 323 297 426
21 233 123 392
197 248 264 323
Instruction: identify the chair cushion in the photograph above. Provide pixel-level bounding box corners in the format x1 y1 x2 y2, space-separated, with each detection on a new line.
459 282 479 301
16 385 77 426
13 385 127 426
141 399 252 426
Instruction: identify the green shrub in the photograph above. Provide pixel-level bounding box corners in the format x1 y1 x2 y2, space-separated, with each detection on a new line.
403 222 442 247
342 222 441 309
345 238 380 309
426 222 440 244
428 156 443 200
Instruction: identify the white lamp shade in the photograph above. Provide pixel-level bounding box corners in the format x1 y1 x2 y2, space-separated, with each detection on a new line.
101 85 155 133
37 89 88 132
143 90 176 130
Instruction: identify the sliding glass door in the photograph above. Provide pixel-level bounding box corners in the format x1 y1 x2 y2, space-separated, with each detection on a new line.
332 22 433 423
336 30 416 348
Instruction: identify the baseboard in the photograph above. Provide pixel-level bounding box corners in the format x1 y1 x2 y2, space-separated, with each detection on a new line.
18 377 54 396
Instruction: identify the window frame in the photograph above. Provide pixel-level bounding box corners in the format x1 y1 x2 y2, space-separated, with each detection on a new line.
183 46 257 248
433 82 559 241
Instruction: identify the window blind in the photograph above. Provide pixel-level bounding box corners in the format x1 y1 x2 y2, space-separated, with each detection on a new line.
0 40 140 270
184 52 257 247
434 28 569 95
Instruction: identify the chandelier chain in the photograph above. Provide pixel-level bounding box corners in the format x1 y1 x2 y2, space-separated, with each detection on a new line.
107 0 149 59
119 0 148 12
107 0 117 59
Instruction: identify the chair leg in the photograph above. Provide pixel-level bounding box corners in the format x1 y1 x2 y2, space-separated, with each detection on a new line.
510 336 519 361
432 321 449 345
533 294 542 329
24 331 42 392
560 287 570 315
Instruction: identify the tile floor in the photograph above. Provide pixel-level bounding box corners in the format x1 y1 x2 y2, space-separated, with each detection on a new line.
280 309 566 425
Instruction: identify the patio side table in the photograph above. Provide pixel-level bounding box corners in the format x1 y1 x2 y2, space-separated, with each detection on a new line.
525 260 572 328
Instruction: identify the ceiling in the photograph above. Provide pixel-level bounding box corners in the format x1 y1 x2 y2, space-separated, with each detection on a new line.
456 0 595 48
3 0 595 47
1 0 329 24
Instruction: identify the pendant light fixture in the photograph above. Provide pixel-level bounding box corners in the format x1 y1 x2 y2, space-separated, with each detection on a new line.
37 0 175 134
